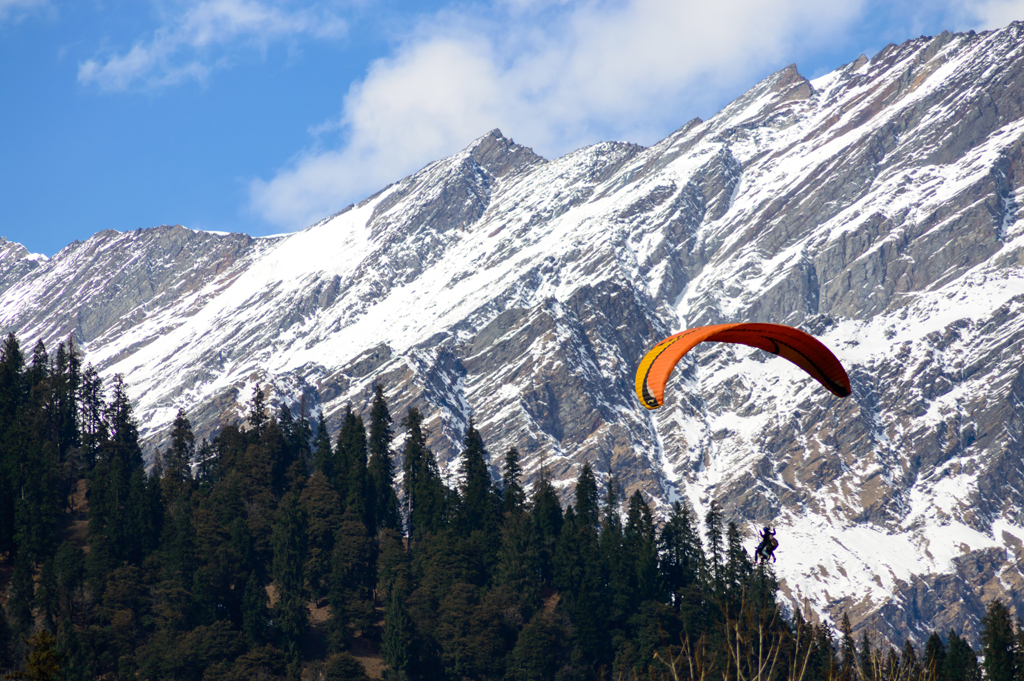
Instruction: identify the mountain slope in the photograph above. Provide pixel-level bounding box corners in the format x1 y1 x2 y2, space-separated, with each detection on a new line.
4 23 1024 645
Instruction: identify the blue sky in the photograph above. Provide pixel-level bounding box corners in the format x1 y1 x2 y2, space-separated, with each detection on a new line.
1 0 1021 256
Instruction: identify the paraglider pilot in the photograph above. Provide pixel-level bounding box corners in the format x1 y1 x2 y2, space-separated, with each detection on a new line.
755 526 778 563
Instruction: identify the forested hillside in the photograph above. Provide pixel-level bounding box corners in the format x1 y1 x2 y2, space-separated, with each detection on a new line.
0 333 1013 681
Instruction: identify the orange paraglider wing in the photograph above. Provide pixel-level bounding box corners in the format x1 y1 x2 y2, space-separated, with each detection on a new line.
635 323 851 409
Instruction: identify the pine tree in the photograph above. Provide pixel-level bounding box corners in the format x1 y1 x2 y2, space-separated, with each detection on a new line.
599 476 623 570
658 500 705 611
329 511 375 651
289 396 314 474
574 461 599 532
623 490 658 604
554 466 607 672
493 508 542 618
600 478 626 629
401 408 444 543
839 613 856 681
247 383 269 440
376 528 411 605
38 559 58 632
312 411 334 480
262 416 302 498
161 409 195 507
27 339 47 389
336 406 369 527
54 616 90 681
272 491 308 597
7 629 65 681
275 590 308 675
271 492 309 671
529 478 563 585
323 652 371 681
982 600 1017 681
458 419 493 533
501 446 525 517
276 401 298 467
946 629 981 681
0 333 26 556
242 571 268 647
51 339 82 508
382 589 413 681
722 521 752 609
89 375 152 564
367 386 399 532
8 553 34 639
0 333 26 432
8 396 61 562
77 364 106 471
859 630 876 681
193 438 214 485
704 499 724 591
301 471 342 602
924 631 947 681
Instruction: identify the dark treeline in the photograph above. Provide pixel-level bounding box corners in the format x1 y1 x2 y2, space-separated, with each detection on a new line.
0 332 1018 681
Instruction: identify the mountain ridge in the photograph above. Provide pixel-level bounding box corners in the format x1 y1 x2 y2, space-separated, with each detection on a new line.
4 23 1024 646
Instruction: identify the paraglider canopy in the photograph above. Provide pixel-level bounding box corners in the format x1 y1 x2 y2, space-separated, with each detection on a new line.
635 323 851 409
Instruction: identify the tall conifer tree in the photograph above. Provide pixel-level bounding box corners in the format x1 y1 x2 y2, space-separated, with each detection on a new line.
401 408 444 542
77 364 106 470
530 478 562 585
459 419 493 533
367 386 399 531
658 500 704 610
982 600 1017 681
242 571 268 647
924 631 947 681
500 447 525 517
704 499 724 592
329 511 375 651
574 462 599 533
946 630 981 681
89 375 150 565
161 409 195 507
383 589 413 681
247 383 269 440
300 471 341 602
312 411 333 480
494 510 541 618
839 613 857 681
271 491 308 670
624 490 658 604
723 521 752 608
0 333 26 555
336 406 369 527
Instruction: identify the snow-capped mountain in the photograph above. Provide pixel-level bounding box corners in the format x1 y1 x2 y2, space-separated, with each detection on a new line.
4 23 1024 646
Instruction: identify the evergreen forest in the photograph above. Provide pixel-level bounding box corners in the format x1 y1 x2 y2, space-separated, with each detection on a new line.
0 332 1021 681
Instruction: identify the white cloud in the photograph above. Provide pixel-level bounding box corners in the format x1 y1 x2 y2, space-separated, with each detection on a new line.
250 0 868 229
78 0 347 91
966 0 1024 29
250 36 510 227
0 0 48 22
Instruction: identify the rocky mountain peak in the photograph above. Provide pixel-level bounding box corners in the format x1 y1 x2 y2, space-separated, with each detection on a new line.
467 128 546 179
769 63 814 102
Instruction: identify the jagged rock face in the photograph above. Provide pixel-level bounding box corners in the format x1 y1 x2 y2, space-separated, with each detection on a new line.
0 238 44 298
4 23 1024 647
0 226 277 352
